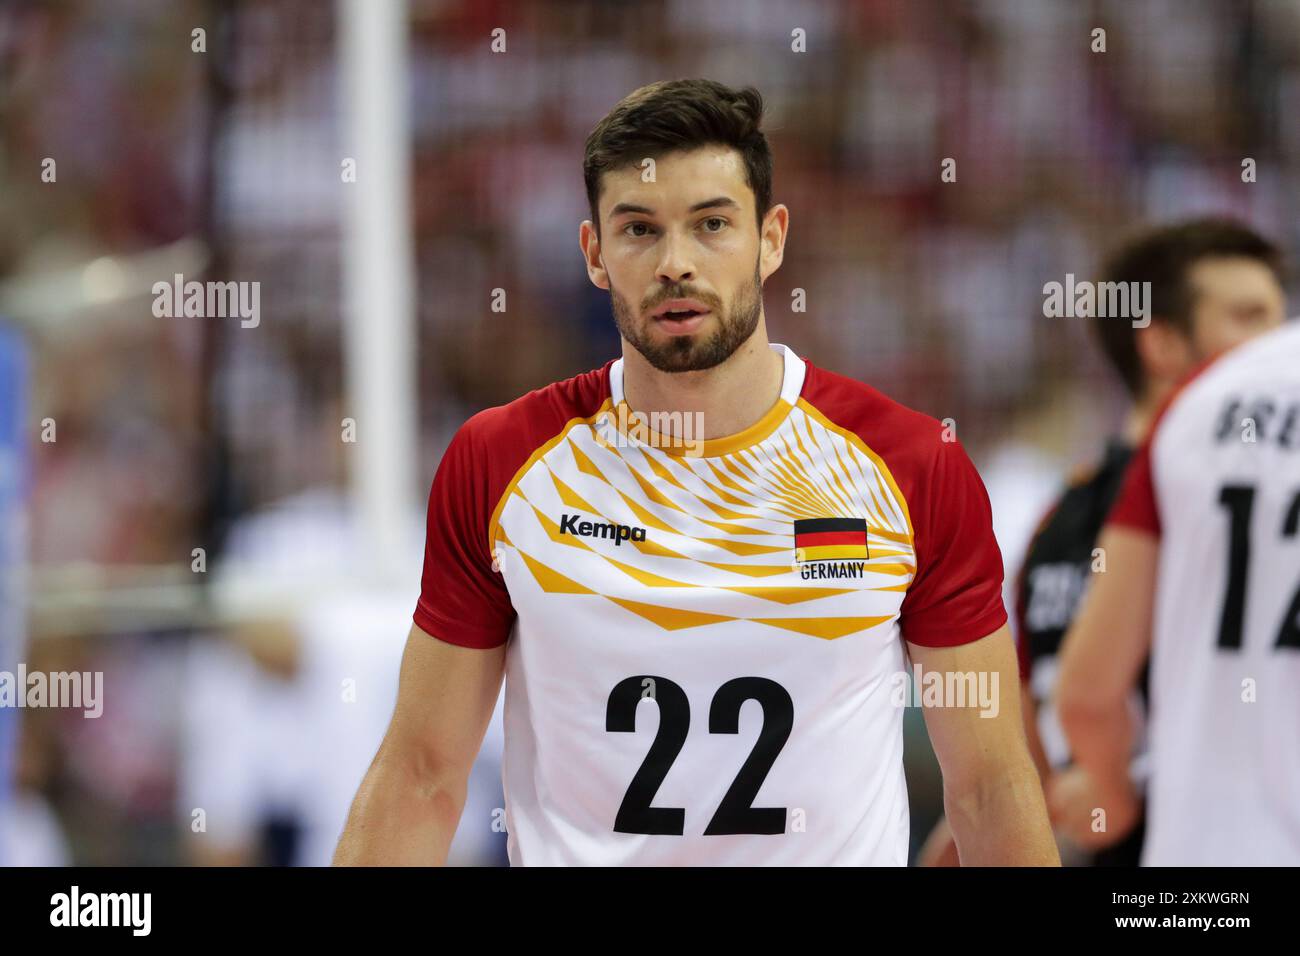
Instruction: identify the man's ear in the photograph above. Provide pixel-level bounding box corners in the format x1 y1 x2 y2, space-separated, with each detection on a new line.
580 219 610 290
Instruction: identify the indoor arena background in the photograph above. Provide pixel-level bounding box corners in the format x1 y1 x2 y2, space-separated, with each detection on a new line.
1 0 1297 865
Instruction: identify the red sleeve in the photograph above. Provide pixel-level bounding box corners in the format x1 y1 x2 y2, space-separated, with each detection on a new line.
413 419 516 649
1104 437 1160 537
898 438 1009 647
797 362 1007 649
411 361 613 648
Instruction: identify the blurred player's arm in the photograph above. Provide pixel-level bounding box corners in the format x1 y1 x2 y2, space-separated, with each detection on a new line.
909 624 1059 866
915 813 960 867
333 623 505 866
1053 526 1154 843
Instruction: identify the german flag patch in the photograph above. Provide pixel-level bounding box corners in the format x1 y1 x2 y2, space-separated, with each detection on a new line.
793 517 869 563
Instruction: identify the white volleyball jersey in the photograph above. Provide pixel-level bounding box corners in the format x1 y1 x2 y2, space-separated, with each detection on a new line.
414 344 1007 865
1107 320 1300 866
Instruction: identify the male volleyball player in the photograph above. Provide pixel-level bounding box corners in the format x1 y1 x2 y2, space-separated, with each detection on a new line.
1057 313 1297 865
335 79 1057 866
920 218 1286 865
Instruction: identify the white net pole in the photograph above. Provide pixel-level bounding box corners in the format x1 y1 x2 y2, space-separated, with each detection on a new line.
337 0 418 586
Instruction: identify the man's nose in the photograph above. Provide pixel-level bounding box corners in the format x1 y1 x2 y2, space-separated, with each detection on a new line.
656 233 696 284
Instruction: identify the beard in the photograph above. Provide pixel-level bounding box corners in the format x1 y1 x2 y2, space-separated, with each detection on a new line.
611 261 763 373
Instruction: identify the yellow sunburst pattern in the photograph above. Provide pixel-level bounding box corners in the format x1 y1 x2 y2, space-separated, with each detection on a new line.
488 390 917 642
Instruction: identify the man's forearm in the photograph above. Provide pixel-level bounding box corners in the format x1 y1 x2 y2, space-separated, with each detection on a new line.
1059 696 1135 799
945 762 1060 866
333 748 467 866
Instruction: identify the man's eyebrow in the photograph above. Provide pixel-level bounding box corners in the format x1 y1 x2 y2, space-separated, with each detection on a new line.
608 196 741 219
688 196 741 213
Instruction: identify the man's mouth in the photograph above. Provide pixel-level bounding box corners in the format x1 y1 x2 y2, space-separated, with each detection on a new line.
651 299 712 334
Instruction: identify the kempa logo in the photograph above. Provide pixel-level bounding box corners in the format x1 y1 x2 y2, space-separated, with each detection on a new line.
152 272 260 328
50 886 151 936
0 665 102 718
1042 274 1151 328
559 512 646 546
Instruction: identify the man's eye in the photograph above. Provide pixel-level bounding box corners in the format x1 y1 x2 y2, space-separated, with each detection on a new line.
625 222 653 237
702 217 727 232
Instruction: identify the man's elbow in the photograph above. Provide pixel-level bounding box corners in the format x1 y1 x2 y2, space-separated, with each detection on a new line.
1055 631 1119 730
942 752 1040 825
334 741 470 865
379 734 472 802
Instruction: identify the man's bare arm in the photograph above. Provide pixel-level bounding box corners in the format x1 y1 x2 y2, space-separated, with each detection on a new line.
1056 526 1155 779
333 623 505 866
1052 526 1156 842
908 624 1059 866
918 683 1048 866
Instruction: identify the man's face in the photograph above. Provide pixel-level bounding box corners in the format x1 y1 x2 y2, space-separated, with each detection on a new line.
582 146 784 372
1186 256 1286 360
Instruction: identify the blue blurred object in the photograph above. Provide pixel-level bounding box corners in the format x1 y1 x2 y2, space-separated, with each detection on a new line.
0 320 30 866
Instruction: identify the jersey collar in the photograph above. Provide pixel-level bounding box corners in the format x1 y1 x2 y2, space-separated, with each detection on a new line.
609 342 805 406
606 343 806 458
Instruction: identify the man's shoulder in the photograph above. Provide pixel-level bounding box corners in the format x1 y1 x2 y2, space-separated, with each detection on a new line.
799 358 951 468
799 359 1007 647
458 360 614 451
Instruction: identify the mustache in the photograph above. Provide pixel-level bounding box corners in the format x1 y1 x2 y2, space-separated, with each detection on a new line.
645 291 714 311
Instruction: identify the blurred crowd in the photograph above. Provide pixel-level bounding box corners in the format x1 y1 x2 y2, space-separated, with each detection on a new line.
0 0 1296 864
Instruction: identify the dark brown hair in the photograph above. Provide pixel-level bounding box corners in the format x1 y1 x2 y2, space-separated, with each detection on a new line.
583 79 773 238
1092 217 1283 398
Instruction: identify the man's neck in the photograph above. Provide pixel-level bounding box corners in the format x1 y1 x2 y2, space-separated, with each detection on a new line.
620 323 786 441
1123 381 1171 444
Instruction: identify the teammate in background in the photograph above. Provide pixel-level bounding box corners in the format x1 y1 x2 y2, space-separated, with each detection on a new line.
1057 321 1296 863
335 79 1058 866
920 218 1287 866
